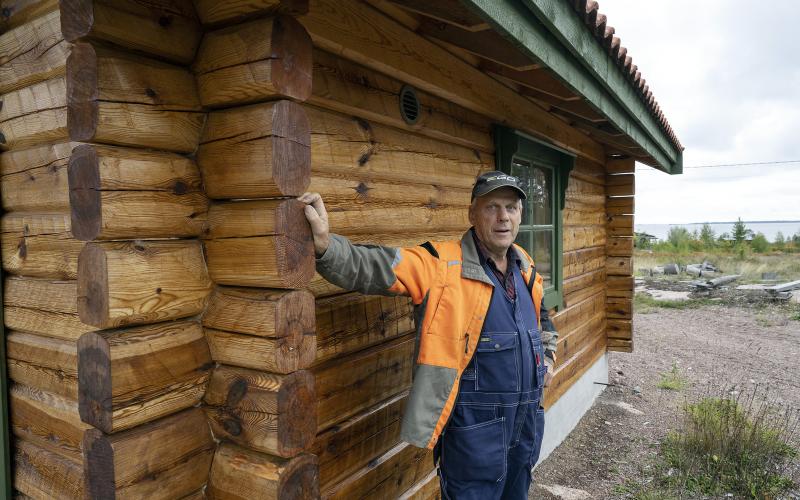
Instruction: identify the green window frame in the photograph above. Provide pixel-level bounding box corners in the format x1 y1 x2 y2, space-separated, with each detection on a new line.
494 126 575 311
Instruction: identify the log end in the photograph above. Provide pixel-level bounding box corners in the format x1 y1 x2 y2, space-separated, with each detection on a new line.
66 42 98 142
271 15 313 102
60 0 94 41
68 144 101 241
82 428 115 498
278 454 320 500
275 289 316 372
77 243 109 328
77 331 112 433
272 101 311 196
274 201 315 289
278 370 317 456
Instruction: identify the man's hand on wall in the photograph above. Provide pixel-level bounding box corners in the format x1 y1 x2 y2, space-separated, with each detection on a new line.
298 192 330 257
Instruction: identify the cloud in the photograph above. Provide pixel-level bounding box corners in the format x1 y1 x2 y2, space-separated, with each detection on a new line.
599 0 800 223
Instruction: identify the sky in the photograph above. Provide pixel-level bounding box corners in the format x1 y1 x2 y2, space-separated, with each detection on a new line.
596 1 800 224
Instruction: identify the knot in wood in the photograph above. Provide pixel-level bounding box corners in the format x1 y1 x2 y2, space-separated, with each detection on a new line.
145 88 157 98
158 15 172 27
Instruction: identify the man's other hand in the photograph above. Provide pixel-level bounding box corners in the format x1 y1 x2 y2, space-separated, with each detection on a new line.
298 192 330 257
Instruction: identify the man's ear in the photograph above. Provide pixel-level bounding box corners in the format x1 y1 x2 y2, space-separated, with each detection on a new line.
467 202 476 226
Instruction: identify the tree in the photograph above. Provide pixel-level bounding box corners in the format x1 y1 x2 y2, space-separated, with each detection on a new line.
774 231 785 250
667 226 691 252
751 232 769 253
699 223 716 248
732 218 751 245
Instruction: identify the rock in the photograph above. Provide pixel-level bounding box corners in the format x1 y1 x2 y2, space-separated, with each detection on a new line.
633 386 642 395
539 484 592 499
651 266 665 275
614 401 645 415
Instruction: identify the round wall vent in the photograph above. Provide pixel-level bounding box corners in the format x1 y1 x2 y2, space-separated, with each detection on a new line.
399 85 420 125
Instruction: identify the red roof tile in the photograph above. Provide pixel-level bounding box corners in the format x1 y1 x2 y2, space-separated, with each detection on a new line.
567 0 683 150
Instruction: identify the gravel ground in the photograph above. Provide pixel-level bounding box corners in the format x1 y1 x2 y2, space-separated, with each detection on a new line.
529 303 800 499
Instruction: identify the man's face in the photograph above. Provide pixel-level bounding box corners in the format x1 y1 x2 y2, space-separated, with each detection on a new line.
469 187 522 256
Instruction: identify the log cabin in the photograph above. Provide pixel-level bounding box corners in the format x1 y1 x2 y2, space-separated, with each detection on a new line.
0 0 683 498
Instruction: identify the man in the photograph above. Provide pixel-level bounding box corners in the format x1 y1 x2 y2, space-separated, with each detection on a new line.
299 171 558 499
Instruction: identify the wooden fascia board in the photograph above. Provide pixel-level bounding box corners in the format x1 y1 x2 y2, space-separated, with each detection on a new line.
462 0 682 174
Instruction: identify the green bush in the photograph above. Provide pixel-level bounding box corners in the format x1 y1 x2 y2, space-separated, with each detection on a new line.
659 397 798 498
751 232 769 253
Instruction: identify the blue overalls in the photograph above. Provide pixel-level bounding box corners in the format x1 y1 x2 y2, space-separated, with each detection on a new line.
436 262 547 500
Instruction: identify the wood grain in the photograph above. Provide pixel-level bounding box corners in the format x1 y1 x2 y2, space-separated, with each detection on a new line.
203 365 317 457
194 15 312 106
77 240 212 328
6 331 78 399
77 319 212 433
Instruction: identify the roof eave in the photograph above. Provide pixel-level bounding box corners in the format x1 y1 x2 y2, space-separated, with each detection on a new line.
461 0 683 174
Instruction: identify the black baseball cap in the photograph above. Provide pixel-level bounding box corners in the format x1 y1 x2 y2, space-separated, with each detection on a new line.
471 171 527 200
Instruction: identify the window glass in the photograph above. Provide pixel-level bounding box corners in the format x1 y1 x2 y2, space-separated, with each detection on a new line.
530 167 552 226
511 159 532 226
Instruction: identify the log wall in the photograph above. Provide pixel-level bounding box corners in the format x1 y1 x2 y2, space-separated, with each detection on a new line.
0 0 634 498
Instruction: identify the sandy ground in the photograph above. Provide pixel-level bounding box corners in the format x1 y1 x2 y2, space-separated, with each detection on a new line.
529 303 800 499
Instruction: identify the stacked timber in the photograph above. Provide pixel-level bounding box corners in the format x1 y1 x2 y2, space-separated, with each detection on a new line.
545 157 609 407
1 1 216 497
193 6 322 497
605 158 635 352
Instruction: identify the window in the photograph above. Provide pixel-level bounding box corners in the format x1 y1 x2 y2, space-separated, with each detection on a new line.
494 126 575 310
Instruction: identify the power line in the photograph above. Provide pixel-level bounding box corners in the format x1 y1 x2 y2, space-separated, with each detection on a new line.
635 159 800 172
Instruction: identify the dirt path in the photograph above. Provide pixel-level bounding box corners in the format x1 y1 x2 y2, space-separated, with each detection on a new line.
529 304 800 499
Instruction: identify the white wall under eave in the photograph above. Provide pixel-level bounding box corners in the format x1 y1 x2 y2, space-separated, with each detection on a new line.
536 353 608 465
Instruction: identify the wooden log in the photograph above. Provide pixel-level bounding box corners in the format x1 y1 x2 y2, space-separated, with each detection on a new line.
606 256 633 276
77 240 212 328
0 77 67 151
314 334 415 432
66 42 205 153
563 225 606 252
314 292 414 365
203 365 316 457
606 157 635 174
0 0 59 32
606 196 634 216
555 311 605 366
606 297 632 320
313 391 406 491
207 442 319 500
607 276 634 297
77 319 212 433
562 245 605 280
10 383 91 462
607 214 634 237
605 174 635 197
544 334 605 407
323 441 432 500
82 408 214 499
310 47 492 153
6 331 78 399
1 211 83 279
607 319 633 340
1 141 74 212
398 469 440 500
306 105 491 191
14 439 84 499
299 0 605 163
194 0 308 26
308 173 471 212
3 276 97 340
550 288 605 333
197 100 310 199
606 236 634 257
194 15 312 107
563 268 605 297
205 327 316 373
562 281 604 312
203 286 315 338
59 0 201 64
607 339 633 352
68 143 208 240
0 8 69 94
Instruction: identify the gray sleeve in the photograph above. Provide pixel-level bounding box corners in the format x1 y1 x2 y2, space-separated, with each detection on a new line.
316 234 402 296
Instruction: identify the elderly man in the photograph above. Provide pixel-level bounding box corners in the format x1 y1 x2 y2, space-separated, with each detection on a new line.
299 171 558 499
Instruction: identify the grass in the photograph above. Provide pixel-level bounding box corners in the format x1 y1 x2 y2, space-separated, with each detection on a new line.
634 292 713 314
634 249 800 283
657 363 688 391
620 392 799 499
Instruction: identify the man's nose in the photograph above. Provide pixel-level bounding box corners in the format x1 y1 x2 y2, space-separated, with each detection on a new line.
497 207 510 220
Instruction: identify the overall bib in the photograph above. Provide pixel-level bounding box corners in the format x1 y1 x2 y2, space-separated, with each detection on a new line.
436 263 547 500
